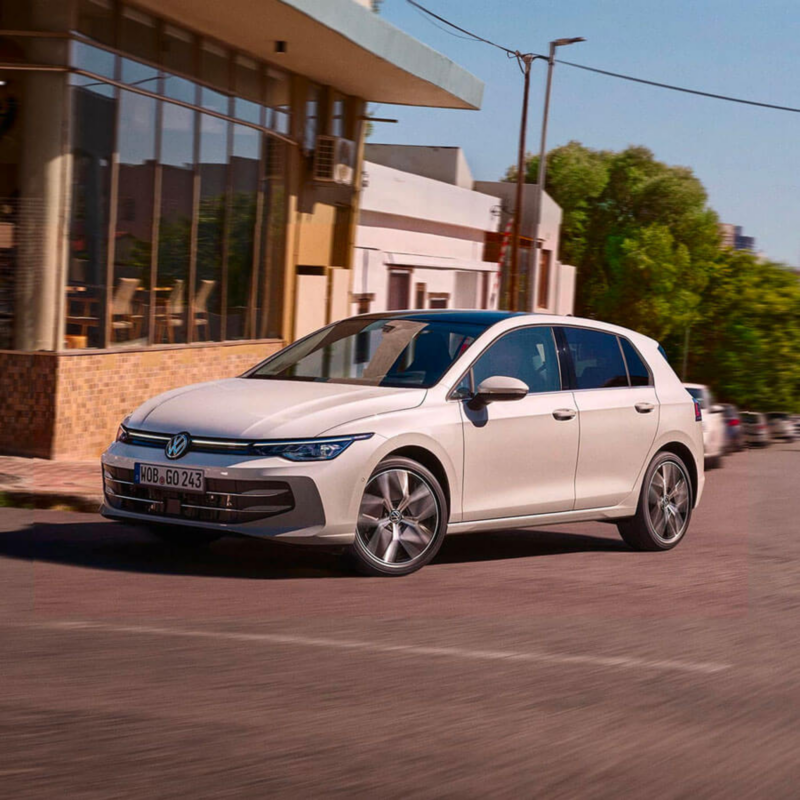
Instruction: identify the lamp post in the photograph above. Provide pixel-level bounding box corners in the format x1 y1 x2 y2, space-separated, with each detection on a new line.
526 36 585 312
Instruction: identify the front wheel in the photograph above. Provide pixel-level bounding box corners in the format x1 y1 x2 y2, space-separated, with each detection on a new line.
617 452 693 551
346 457 447 576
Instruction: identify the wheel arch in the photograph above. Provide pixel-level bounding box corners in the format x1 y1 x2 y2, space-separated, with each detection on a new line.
657 441 699 507
383 445 452 518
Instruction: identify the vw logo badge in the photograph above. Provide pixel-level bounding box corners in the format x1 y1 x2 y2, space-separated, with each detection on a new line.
165 432 191 460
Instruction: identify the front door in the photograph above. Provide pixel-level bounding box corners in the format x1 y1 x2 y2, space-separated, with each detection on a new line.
459 326 579 521
559 326 660 509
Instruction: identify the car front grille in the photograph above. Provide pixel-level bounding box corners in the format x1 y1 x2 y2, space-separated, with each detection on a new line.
103 466 294 524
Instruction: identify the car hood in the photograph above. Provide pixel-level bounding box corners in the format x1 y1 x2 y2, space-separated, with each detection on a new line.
127 378 425 440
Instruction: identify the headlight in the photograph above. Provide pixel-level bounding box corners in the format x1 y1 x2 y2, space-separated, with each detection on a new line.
116 419 131 443
252 434 373 461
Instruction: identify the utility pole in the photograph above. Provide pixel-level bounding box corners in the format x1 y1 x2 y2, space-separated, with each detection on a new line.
506 54 535 312
526 37 585 312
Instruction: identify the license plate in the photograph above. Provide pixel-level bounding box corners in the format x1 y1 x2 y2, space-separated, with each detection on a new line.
134 463 205 494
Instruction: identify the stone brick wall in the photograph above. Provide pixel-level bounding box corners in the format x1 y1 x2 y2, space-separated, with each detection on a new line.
0 342 282 460
0 351 58 458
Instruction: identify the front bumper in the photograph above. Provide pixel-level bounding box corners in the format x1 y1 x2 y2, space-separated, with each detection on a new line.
101 441 372 545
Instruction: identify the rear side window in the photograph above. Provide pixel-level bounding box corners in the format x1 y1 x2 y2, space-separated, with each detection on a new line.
562 327 628 390
620 338 651 386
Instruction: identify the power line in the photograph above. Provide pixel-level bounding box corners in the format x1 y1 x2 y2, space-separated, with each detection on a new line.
405 0 800 115
555 59 800 114
405 0 518 56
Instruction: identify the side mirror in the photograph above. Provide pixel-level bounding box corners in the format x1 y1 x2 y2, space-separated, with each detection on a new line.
710 404 725 414
470 375 529 407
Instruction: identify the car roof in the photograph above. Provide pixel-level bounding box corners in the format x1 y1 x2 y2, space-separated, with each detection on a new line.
682 382 706 389
353 310 657 344
356 309 527 327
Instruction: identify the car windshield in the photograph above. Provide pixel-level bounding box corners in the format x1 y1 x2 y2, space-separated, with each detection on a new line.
766 412 787 420
741 413 760 423
248 317 484 388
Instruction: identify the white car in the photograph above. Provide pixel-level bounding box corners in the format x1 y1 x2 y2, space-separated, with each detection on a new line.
102 312 705 576
683 383 726 468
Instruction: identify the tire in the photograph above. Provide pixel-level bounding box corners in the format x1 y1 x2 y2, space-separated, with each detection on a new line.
147 523 222 546
617 452 693 552
346 456 448 577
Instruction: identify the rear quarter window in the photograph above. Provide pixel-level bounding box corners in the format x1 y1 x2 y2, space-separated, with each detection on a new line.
620 338 651 386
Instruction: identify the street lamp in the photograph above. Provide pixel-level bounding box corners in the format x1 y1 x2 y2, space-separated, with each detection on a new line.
525 36 585 312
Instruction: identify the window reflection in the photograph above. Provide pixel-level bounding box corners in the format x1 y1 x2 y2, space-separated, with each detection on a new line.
156 103 195 344
266 69 291 134
76 0 115 47
196 114 228 342
258 138 287 339
112 90 157 347
72 40 115 79
120 6 158 64
66 75 115 349
226 125 260 340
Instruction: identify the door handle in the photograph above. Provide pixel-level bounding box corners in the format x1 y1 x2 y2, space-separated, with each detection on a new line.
553 408 577 421
635 402 655 414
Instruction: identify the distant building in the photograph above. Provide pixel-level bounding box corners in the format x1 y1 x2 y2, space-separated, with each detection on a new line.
353 145 575 317
719 223 756 253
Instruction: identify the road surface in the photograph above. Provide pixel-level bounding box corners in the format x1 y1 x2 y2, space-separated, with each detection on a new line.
2 443 799 797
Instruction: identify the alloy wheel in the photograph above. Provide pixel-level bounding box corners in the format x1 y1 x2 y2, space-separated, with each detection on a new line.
356 468 440 567
646 460 691 544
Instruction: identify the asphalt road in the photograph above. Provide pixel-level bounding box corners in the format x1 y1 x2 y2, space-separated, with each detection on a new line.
2 442 799 798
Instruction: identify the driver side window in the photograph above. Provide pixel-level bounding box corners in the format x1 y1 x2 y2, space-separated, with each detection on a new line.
469 326 561 395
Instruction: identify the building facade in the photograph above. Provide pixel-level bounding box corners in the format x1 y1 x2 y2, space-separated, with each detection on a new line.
353 146 500 316
352 145 575 318
0 0 482 458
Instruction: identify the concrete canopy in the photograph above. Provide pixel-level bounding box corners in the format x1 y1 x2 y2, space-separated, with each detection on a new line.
135 0 484 109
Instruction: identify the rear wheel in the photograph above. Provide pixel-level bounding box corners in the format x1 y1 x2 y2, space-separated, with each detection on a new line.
618 452 693 551
347 457 447 576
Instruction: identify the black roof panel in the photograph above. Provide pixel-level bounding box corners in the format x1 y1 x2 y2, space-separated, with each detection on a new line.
357 309 528 328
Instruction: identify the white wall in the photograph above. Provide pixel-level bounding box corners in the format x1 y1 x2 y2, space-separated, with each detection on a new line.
352 160 500 316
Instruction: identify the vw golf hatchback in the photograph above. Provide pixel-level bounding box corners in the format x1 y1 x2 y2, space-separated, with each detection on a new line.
102 312 704 576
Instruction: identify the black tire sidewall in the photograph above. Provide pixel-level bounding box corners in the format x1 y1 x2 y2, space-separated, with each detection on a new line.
349 456 448 576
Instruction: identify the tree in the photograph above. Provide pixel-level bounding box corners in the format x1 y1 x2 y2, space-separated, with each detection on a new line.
504 142 800 411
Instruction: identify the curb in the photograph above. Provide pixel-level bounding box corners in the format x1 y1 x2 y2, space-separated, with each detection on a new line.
0 490 102 514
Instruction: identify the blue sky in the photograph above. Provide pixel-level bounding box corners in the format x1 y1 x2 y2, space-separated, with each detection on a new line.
372 0 800 267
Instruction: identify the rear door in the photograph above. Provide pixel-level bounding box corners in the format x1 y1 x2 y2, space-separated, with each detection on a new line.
558 326 660 510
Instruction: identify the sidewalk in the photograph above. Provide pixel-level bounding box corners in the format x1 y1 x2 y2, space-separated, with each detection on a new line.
0 456 103 512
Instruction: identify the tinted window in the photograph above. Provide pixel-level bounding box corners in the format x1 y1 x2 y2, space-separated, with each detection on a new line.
471 327 561 394
563 327 628 390
620 338 651 386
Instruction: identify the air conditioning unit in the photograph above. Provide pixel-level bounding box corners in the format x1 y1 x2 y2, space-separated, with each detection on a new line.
313 135 356 185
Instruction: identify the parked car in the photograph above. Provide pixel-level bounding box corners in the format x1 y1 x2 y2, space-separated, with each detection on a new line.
720 403 744 453
740 412 770 447
102 312 705 576
683 383 726 468
766 412 796 442
793 415 800 439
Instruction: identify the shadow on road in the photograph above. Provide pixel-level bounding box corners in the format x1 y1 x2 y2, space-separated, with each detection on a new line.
0 515 627 579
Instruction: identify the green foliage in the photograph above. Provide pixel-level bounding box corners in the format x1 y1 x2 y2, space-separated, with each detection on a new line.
505 141 800 411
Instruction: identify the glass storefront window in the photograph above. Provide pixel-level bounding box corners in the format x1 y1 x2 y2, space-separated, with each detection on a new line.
156 103 195 344
304 82 321 151
226 125 261 341
112 90 157 348
196 114 228 342
61 4 293 349
258 138 287 340
72 40 116 79
66 75 116 349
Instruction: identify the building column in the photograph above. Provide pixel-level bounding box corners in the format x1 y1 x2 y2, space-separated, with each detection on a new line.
13 0 72 351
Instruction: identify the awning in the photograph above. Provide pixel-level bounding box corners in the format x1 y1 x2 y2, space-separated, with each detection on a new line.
385 253 497 272
137 0 484 109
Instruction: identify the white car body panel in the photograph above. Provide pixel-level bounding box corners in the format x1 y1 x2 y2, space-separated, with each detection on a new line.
101 313 705 546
